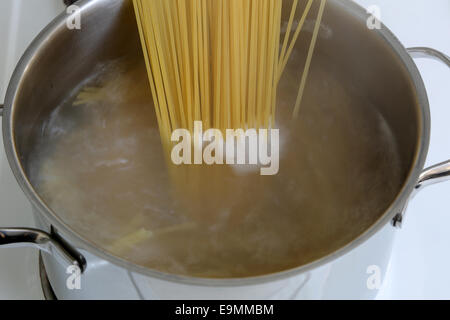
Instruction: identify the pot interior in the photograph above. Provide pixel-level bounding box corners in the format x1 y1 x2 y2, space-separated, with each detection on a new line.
9 0 421 278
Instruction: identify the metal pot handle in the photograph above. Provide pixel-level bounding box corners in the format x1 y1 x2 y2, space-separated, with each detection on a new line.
0 228 85 272
393 47 450 227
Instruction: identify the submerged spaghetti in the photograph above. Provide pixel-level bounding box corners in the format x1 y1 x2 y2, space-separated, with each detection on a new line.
132 0 326 144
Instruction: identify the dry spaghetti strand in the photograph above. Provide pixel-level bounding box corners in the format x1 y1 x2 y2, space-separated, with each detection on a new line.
131 0 326 144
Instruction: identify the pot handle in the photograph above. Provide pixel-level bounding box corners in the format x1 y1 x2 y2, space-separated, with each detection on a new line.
0 228 85 272
393 47 450 227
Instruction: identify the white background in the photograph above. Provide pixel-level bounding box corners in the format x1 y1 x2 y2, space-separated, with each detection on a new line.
0 0 449 299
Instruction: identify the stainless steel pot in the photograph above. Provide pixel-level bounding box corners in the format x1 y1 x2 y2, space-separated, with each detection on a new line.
0 0 449 299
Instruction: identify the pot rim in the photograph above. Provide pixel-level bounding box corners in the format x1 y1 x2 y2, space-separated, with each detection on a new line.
2 0 430 287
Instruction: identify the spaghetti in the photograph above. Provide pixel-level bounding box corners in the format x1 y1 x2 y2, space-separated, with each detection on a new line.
129 0 327 143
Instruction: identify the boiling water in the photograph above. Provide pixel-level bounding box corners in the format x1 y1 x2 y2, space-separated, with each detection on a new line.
30 57 403 278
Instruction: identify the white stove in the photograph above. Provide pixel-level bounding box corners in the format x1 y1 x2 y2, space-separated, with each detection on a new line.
0 0 449 299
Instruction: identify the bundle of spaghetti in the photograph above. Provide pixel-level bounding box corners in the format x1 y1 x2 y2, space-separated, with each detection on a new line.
132 0 326 146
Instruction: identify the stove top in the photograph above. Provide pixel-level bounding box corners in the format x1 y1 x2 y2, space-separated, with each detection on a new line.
0 0 449 300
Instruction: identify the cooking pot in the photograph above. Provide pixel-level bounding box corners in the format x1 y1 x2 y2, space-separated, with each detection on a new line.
0 0 449 299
